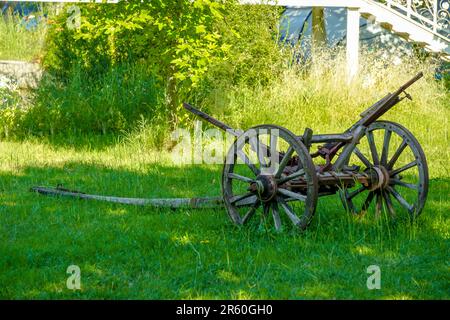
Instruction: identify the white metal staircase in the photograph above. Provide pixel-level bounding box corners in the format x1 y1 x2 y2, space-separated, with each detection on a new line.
360 0 449 59
244 0 449 74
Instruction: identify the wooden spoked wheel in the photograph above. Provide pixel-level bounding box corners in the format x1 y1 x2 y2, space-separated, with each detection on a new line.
341 121 429 219
222 125 318 231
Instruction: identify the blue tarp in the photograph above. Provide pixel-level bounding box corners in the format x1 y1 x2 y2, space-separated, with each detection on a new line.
1 2 40 16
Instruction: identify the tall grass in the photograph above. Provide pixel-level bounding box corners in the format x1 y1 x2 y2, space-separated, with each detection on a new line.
0 11 48 61
26 63 164 136
127 48 448 180
194 48 449 178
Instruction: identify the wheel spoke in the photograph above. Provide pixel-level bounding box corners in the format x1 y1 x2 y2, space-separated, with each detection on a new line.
354 147 372 168
390 178 418 190
387 139 407 169
375 192 382 217
230 192 254 205
366 129 380 165
237 150 260 176
235 195 258 207
277 188 307 202
361 191 375 212
277 169 305 185
283 197 301 202
262 202 270 220
390 160 417 177
278 197 301 226
275 146 294 178
227 173 255 184
346 185 366 200
242 200 260 224
341 190 356 213
387 186 414 213
272 202 282 231
381 190 395 217
380 129 392 165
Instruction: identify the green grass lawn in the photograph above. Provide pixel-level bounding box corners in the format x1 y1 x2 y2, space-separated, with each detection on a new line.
0 134 448 299
0 0 448 300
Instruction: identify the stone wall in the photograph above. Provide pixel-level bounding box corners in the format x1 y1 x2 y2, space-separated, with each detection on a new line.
0 60 43 89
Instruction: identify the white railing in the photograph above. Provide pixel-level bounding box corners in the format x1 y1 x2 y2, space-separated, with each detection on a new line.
380 0 449 38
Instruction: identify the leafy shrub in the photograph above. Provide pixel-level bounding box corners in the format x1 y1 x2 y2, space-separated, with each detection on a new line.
180 3 291 121
7 0 288 142
0 77 27 138
43 0 230 124
208 3 288 87
21 63 164 136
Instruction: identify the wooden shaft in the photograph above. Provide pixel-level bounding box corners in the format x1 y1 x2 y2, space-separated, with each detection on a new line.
31 186 224 208
183 102 240 136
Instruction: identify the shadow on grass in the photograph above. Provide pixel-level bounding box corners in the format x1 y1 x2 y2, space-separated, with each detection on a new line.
1 160 222 198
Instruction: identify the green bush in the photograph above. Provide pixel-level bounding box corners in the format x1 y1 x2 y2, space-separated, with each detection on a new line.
43 0 230 123
0 86 26 138
180 2 290 120
0 1 285 143
207 3 288 87
21 63 164 136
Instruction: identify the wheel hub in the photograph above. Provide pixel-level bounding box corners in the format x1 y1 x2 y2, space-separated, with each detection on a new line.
254 175 278 202
366 166 390 191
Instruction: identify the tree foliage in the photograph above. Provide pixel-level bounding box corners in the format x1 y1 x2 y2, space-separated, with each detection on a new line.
44 0 230 123
30 0 287 137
